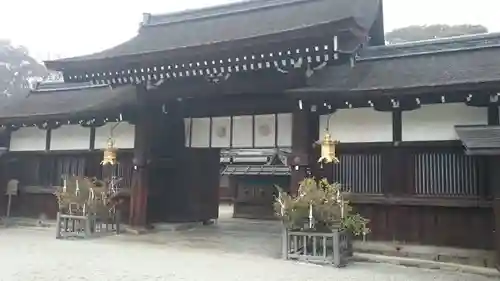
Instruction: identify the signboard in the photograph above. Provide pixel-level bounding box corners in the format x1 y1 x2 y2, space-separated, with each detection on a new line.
5 179 19 196
5 179 19 219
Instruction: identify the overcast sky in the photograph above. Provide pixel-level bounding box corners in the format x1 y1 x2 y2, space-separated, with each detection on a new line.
0 0 498 60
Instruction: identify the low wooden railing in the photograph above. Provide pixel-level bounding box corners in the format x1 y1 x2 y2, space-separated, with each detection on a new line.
56 211 122 239
344 194 492 208
282 229 352 267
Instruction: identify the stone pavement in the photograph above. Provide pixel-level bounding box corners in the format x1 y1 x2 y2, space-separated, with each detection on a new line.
0 227 497 281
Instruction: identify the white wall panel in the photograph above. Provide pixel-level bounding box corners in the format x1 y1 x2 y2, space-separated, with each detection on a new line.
211 117 231 148
232 115 253 148
277 113 292 147
191 118 210 147
402 104 487 141
254 114 276 147
9 127 46 151
184 114 292 148
50 125 90 151
320 108 392 143
95 122 135 149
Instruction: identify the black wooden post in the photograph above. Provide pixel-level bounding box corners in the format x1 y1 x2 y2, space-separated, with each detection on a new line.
289 101 319 195
487 103 500 269
129 86 150 229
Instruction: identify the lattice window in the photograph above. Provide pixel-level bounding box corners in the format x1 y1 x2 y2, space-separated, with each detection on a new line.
332 153 382 194
413 152 481 197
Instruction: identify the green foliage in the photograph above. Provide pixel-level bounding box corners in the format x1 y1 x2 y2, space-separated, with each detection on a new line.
0 41 47 97
274 178 370 236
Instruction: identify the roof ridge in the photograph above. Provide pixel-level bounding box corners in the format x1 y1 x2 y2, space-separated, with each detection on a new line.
142 0 314 27
360 44 500 62
359 32 500 61
381 32 500 49
31 81 111 94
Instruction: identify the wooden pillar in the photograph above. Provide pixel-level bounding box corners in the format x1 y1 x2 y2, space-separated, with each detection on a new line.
289 101 319 195
384 109 411 195
487 103 500 269
147 99 189 223
0 129 10 211
129 86 150 228
488 157 500 269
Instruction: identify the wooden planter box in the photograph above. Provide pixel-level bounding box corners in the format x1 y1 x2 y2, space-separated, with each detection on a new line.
282 228 353 267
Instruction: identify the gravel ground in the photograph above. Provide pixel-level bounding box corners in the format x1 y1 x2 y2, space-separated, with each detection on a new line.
0 227 496 281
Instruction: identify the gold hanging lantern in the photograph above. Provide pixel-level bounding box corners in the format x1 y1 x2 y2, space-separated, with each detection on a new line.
100 122 122 166
317 130 340 165
100 137 117 166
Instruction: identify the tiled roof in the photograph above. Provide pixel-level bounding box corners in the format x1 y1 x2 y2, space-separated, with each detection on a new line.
45 0 381 70
290 32 500 95
455 125 500 155
221 164 291 175
0 81 135 124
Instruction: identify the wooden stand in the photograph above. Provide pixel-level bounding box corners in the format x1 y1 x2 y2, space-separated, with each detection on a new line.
56 211 121 239
282 228 352 267
56 212 93 239
5 193 12 218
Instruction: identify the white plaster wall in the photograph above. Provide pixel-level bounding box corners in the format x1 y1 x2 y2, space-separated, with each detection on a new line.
402 104 487 141
185 114 292 148
254 114 276 147
190 118 210 147
95 122 135 149
9 127 47 151
211 117 231 148
320 108 392 143
50 125 91 151
276 113 292 147
232 115 253 148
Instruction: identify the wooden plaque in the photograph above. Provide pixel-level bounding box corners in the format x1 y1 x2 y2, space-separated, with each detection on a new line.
5 179 19 196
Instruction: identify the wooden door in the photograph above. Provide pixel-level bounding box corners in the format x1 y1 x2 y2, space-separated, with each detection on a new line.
184 148 220 221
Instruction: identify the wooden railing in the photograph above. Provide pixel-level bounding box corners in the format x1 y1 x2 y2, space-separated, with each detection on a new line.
283 229 352 267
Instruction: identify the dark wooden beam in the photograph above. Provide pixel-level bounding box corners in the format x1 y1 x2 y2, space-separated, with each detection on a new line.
492 159 500 270
89 127 96 151
148 70 306 102
0 128 11 150
251 115 256 148
487 103 500 269
488 104 500 125
290 81 500 100
345 194 492 208
45 129 51 151
392 109 402 143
